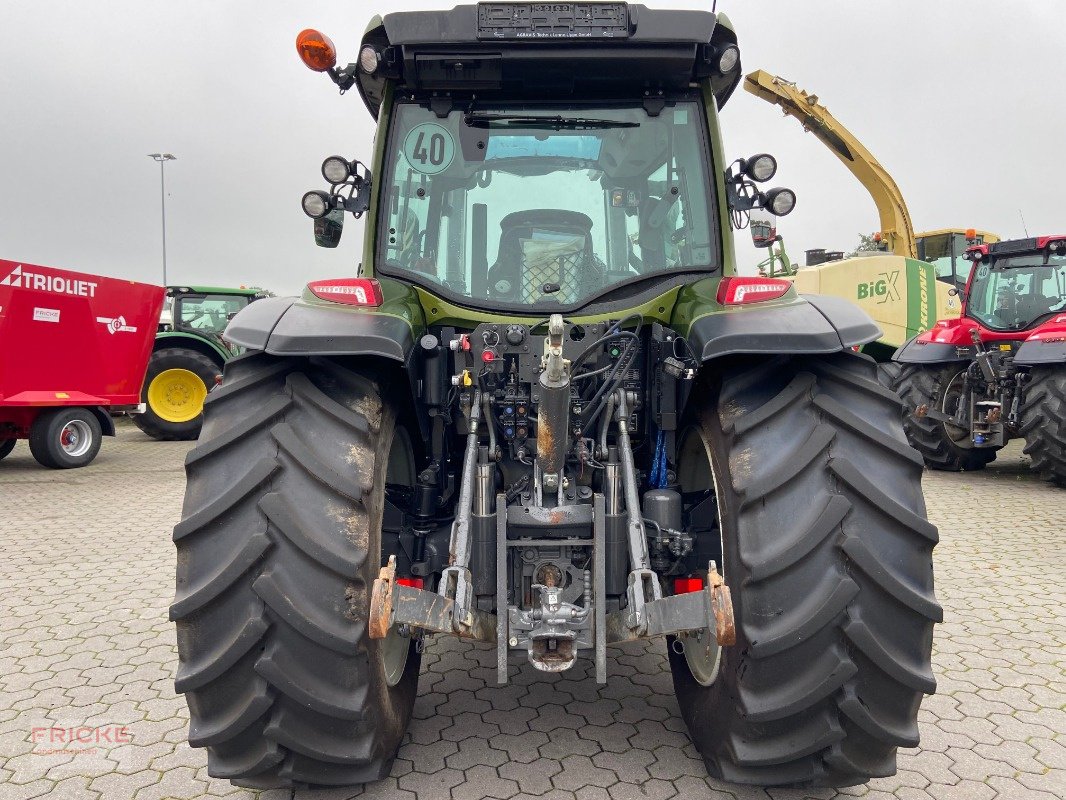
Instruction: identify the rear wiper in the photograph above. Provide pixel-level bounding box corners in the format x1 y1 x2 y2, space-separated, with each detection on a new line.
464 113 638 130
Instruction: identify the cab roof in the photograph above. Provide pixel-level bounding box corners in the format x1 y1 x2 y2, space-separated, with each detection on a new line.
965 236 1066 261
915 229 1000 243
355 3 740 119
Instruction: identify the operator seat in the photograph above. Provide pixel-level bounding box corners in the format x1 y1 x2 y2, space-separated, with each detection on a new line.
487 210 603 304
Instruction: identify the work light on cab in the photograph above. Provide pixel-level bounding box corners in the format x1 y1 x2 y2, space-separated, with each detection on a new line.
301 190 331 219
716 44 740 74
296 29 338 72
765 187 797 216
716 277 792 305
307 278 383 307
744 154 777 183
321 156 351 185
359 45 381 75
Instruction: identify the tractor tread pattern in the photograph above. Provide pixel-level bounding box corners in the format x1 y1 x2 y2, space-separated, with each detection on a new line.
889 364 998 471
672 353 939 788
1019 367 1066 486
172 353 409 788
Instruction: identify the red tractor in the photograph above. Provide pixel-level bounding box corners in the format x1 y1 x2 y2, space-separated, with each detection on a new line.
890 236 1066 485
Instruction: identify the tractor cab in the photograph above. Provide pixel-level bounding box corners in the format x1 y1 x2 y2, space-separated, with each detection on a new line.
962 237 1066 332
294 6 796 315
164 286 267 341
916 229 999 292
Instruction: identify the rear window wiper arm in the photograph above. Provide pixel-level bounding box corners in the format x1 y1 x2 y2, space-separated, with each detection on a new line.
464 113 638 130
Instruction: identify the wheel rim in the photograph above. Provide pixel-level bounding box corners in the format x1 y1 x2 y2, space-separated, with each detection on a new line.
679 628 721 685
59 420 93 458
677 425 726 687
940 370 971 446
382 426 416 688
148 369 208 423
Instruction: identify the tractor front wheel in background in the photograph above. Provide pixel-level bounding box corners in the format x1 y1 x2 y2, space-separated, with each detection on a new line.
133 348 220 441
28 407 103 469
0 438 18 461
670 353 941 787
1019 367 1066 486
890 363 998 471
172 353 420 788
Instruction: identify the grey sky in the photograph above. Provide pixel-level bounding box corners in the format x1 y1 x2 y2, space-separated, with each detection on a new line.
1 1 1061 295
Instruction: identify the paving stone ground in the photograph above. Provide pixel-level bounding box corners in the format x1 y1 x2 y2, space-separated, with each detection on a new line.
0 420 1062 800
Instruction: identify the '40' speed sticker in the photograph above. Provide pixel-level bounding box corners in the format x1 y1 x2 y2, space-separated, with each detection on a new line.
402 123 455 175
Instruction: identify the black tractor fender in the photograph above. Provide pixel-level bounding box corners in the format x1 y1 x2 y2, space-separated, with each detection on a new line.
686 294 881 362
1015 339 1066 366
893 336 972 365
226 296 418 361
224 296 429 437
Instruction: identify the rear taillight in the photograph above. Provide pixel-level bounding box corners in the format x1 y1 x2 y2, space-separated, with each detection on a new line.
673 577 704 594
308 278 383 307
716 277 791 305
397 577 424 589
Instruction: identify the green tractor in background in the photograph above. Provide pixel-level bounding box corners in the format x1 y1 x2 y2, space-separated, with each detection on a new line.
132 285 269 440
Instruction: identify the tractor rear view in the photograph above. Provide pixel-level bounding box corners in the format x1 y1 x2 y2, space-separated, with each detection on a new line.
890 236 1066 483
170 3 940 790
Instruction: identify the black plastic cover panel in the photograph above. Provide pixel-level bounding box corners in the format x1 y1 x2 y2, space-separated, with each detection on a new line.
690 299 845 362
1015 339 1066 365
224 296 415 362
893 339 969 365
801 294 881 348
382 5 717 47
477 3 630 39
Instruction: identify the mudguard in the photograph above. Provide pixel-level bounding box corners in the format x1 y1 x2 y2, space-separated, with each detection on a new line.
685 293 880 361
1016 339 1066 365
224 281 429 438
92 408 117 437
154 330 232 363
1015 317 1066 365
893 337 970 365
225 282 424 362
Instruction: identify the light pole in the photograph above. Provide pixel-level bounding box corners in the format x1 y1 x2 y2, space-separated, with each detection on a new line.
148 153 176 285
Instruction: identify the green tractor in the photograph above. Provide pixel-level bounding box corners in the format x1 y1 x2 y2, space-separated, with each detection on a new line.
172 4 940 789
133 285 268 440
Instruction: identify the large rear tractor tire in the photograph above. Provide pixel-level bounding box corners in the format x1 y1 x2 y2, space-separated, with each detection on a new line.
875 360 901 390
670 353 941 787
890 363 997 471
133 348 220 441
172 353 421 788
0 438 16 461
1019 367 1066 486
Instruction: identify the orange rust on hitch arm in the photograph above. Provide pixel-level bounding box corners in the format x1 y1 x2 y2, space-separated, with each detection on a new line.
368 556 396 640
370 556 498 643
708 569 736 646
